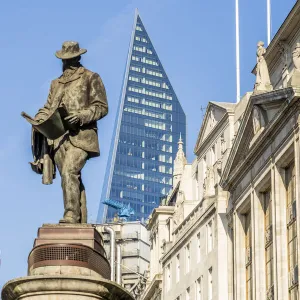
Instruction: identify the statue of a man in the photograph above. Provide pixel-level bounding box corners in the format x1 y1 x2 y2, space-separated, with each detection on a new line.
33 41 108 224
254 41 273 92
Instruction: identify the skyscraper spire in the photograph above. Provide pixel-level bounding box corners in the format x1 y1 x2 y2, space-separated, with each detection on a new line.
98 11 186 222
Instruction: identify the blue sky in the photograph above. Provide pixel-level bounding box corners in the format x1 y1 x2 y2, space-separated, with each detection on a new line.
0 0 296 288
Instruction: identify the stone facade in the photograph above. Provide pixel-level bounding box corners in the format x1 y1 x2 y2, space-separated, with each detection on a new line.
141 98 251 300
140 2 300 300
220 2 300 299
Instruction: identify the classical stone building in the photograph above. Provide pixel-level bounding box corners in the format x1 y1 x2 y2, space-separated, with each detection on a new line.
140 95 251 300
220 2 300 300
137 2 300 300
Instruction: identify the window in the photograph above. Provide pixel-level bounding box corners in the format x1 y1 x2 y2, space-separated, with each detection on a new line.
141 57 159 66
197 233 201 263
136 25 142 31
131 55 140 61
127 86 172 100
134 45 146 52
196 278 202 300
185 243 190 273
128 76 139 82
207 220 213 253
208 268 213 300
264 191 274 294
186 287 190 300
130 66 141 72
286 164 298 297
176 254 180 282
127 96 139 103
166 263 171 291
245 212 252 300
146 68 163 77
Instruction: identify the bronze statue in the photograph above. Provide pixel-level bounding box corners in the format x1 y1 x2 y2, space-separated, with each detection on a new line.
25 41 108 224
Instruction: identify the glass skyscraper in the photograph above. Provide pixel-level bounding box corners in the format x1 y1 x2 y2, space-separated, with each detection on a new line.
98 10 186 223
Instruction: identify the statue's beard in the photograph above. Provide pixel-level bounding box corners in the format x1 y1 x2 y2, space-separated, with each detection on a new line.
62 58 81 72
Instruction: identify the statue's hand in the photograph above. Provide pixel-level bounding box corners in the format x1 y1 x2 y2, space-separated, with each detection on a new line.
35 117 45 123
65 112 81 125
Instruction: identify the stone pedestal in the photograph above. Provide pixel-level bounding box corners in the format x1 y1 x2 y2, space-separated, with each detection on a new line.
253 82 273 94
288 70 300 87
2 224 134 300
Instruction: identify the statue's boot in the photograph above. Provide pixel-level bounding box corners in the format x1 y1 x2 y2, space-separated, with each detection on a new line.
59 211 79 224
59 217 77 224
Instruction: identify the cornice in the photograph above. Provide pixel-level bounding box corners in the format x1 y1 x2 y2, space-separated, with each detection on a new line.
141 274 162 300
161 202 216 265
194 101 235 155
194 112 232 157
221 88 300 191
147 206 174 229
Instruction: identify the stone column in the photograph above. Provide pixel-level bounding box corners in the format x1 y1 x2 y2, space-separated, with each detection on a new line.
233 212 246 300
272 164 289 299
252 188 266 299
227 209 234 300
216 190 229 300
293 124 300 280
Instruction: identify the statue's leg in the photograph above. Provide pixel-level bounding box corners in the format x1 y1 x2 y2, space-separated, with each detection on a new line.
79 178 87 223
55 141 88 223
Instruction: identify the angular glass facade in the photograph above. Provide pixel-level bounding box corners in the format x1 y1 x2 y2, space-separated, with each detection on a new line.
98 11 186 223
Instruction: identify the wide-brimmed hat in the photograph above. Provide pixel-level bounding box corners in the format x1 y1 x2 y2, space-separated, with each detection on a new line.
55 41 87 60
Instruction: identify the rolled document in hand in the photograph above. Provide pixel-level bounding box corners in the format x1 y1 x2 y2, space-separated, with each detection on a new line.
21 106 70 140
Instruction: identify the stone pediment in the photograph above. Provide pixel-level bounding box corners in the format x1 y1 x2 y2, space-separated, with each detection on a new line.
194 102 235 154
221 89 292 188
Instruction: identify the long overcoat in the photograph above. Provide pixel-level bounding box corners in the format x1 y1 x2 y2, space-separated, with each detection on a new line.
35 66 108 158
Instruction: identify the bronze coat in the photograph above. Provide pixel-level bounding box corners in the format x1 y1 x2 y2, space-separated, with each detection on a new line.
36 67 108 158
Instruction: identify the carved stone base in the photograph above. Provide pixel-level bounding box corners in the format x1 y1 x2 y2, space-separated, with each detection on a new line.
288 70 300 87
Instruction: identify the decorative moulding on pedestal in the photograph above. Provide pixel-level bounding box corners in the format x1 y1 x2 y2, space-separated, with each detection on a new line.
2 275 134 300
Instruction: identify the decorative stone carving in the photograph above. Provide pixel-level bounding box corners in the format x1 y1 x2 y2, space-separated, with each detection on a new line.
265 225 273 246
254 41 273 93
253 107 261 134
278 41 291 88
221 135 226 155
289 43 300 87
203 167 214 197
293 43 300 70
216 159 222 175
252 106 266 135
173 190 185 225
210 108 216 127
